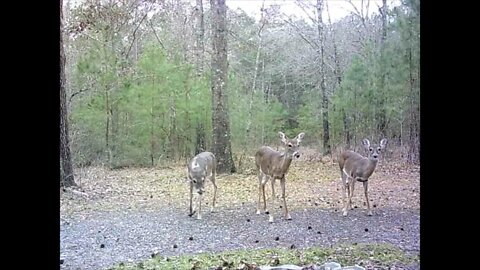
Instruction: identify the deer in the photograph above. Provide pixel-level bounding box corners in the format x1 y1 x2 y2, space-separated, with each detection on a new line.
187 151 217 220
338 138 388 217
255 131 305 223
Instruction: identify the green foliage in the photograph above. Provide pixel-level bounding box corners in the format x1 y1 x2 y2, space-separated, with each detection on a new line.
71 42 212 167
108 243 418 270
66 0 420 167
228 73 288 151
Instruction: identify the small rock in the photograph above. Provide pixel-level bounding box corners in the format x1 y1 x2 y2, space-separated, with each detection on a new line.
317 231 322 234
60 259 64 265
189 236 194 241
274 236 279 241
320 262 342 270
247 219 251 222
173 244 178 248
255 240 259 243
150 195 153 198
400 227 404 231
100 244 105 248
290 244 296 249
364 228 369 232
307 226 312 230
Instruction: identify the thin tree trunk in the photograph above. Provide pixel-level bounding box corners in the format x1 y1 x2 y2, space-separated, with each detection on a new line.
194 0 205 76
376 0 388 138
246 1 266 151
60 0 76 187
194 0 206 155
210 0 236 173
407 15 418 164
326 0 349 148
316 0 331 155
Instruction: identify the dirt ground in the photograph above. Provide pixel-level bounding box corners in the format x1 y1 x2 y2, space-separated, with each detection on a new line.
60 158 420 270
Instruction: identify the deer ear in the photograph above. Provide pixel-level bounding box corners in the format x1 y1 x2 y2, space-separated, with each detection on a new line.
380 138 388 148
279 132 287 143
296 132 305 143
362 139 370 147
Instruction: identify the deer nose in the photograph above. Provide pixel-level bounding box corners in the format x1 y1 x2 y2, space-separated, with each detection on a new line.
294 152 300 158
197 190 204 195
373 154 378 159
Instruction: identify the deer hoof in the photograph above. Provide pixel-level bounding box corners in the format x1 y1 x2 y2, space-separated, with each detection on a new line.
342 210 348 217
286 214 292 220
197 214 202 220
256 210 261 215
367 211 373 216
268 216 274 223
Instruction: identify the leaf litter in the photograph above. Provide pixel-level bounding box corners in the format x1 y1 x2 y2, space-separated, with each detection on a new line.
60 159 420 270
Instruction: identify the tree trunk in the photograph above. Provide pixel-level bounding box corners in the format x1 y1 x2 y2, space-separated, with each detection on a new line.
193 0 207 156
246 1 265 152
326 0 349 148
407 15 419 164
194 0 205 76
376 0 388 139
60 0 76 187
210 0 236 173
316 0 331 155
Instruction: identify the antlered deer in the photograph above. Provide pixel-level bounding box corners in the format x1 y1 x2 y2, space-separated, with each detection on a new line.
255 132 305 223
187 151 217 220
338 138 387 216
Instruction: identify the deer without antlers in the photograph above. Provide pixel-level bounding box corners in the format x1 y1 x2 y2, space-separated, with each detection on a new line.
338 138 388 217
255 131 305 223
187 151 217 220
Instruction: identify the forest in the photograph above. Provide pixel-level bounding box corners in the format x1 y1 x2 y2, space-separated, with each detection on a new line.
60 0 419 181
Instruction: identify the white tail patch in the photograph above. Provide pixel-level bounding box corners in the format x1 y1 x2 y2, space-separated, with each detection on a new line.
192 157 200 169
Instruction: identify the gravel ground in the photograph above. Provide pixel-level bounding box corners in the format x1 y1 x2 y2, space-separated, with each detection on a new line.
60 204 419 270
60 162 420 270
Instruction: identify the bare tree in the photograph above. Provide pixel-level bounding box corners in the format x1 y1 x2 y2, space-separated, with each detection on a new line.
60 0 76 187
194 0 205 76
316 0 331 155
194 0 206 155
376 0 388 138
210 0 236 173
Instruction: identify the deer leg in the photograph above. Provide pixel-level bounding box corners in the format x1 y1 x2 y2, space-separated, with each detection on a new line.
363 181 372 216
262 177 268 213
189 181 194 216
341 172 348 216
280 178 291 220
350 180 356 209
210 173 217 213
257 173 264 215
197 193 203 220
271 177 276 210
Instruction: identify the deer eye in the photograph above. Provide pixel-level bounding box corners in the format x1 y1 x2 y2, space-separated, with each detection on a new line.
288 144 293 148
369 148 373 152
192 179 197 183
377 148 382 152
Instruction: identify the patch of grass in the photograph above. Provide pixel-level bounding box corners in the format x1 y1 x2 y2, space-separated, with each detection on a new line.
108 243 419 270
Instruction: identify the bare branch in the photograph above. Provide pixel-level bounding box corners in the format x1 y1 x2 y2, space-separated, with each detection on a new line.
149 20 166 51
282 18 318 51
365 0 370 20
346 0 367 29
294 0 317 25
125 12 148 58
69 88 90 103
